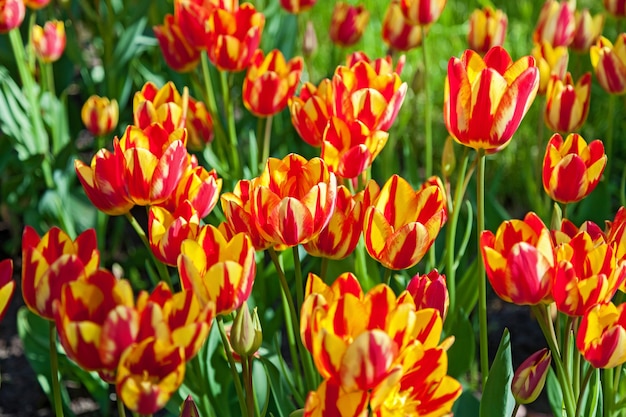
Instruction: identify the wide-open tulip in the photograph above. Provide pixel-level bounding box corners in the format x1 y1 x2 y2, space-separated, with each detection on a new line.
119 125 189 206
289 79 333 147
81 95 119 136
544 72 591 133
481 212 555 305
116 338 186 414
303 185 363 259
280 0 316 14
444 46 539 152
243 49 303 117
22 226 100 320
178 225 255 316
467 6 507 54
154 14 200 73
532 41 569 95
0 259 14 323
363 175 446 270
542 133 606 204
31 20 65 63
160 163 222 219
75 139 134 216
149 201 201 266
571 9 604 53
590 34 626 95
553 232 626 316
406 269 449 320
0 0 25 33
251 154 337 247
533 0 575 48
329 3 370 47
53 270 135 375
604 0 626 18
577 302 626 368
205 3 265 72
400 0 446 26
382 0 425 52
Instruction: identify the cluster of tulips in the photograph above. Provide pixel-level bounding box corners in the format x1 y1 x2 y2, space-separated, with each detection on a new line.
1 0 626 416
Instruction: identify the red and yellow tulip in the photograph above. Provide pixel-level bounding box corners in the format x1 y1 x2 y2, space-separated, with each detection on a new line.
0 0 25 33
542 133 606 204
399 0 447 26
381 0 425 52
289 79 333 148
329 3 370 47
149 201 201 266
544 72 591 133
590 34 626 95
607 207 626 263
363 175 447 270
532 0 575 48
467 6 507 54
511 349 552 404
532 41 569 95
22 226 100 320
0 259 14 323
160 162 222 219
571 9 604 53
23 0 48 9
577 302 626 368
603 0 626 18
243 49 304 117
31 20 65 63
406 269 449 321
480 212 555 305
279 0 316 14
178 225 256 316
81 95 119 136
154 14 200 73
133 81 185 134
443 46 539 152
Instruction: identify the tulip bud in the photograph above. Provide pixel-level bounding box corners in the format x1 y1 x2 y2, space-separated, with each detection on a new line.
511 348 552 404
179 395 201 417
303 21 317 58
0 0 25 33
441 136 456 179
81 95 119 136
31 20 66 63
230 301 262 358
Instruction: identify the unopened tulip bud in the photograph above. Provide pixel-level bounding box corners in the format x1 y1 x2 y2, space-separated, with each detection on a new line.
81 95 119 136
31 20 66 63
441 136 456 179
303 21 317 58
179 395 200 417
511 348 552 404
231 301 262 358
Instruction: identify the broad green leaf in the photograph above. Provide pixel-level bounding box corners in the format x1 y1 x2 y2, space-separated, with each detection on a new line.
452 389 481 417
480 328 514 417
546 366 563 417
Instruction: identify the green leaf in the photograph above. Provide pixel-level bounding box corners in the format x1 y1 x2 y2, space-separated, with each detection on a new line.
455 258 479 316
546 366 563 417
480 328 515 417
446 309 475 378
452 389 481 417
260 356 297 417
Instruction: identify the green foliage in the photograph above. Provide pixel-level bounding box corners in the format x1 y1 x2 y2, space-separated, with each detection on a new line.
480 329 515 417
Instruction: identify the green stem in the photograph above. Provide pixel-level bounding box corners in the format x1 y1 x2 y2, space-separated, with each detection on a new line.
603 368 615 417
476 149 489 389
242 357 256 417
383 268 392 287
49 322 64 417
117 392 127 417
216 316 248 417
200 52 227 144
261 115 273 169
421 25 432 180
124 212 172 290
320 257 329 283
220 71 242 178
576 366 595 417
510 403 521 417
293 246 304 309
444 150 470 315
605 94 617 180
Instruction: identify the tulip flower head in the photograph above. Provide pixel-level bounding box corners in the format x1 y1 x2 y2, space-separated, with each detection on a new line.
31 20 66 63
481 212 555 305
533 0 576 48
23 0 48 9
590 34 626 95
467 6 508 54
154 14 200 73
0 0 25 33
400 0 447 26
571 9 604 53
382 0 425 52
81 95 119 136
148 201 201 266
511 349 552 404
577 302 626 368
280 0 316 14
406 269 449 320
289 79 333 148
544 72 591 133
0 259 14 323
329 2 370 47
532 41 569 95
160 163 222 219
607 206 626 264
443 46 540 153
603 0 626 18
542 133 606 204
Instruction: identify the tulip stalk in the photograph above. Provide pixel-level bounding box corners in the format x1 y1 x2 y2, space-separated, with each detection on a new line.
421 25 433 180
49 322 64 417
200 53 228 160
261 115 273 171
220 71 242 179
117 395 127 417
605 94 617 179
476 149 489 389
216 316 248 417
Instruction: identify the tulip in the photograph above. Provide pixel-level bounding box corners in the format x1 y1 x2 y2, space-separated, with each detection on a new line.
590 34 626 95
178 225 256 316
23 0 48 9
607 206 626 263
533 0 575 47
180 396 201 417
532 41 569 95
443 47 539 152
382 0 425 52
303 185 363 260
345 51 406 76
406 269 449 320
511 349 552 404
160 163 222 219
81 95 119 136
553 232 626 316
230 301 262 358
173 0 224 51
243 49 304 117
154 14 200 73
553 218 606 246
303 380 369 417
603 0 626 18
133 81 185 134
186 98 214 150
544 72 591 133
75 139 135 216
289 79 333 147
31 20 66 63
280 0 316 14
205 3 265 72
480 212 555 305
148 201 201 266
467 6 507 54
251 154 337 247
0 0 24 33
577 302 626 368
400 0 447 26
363 175 447 270
571 9 604 53
22 226 100 320
542 133 606 204
0 259 14 323
329 3 370 47
116 338 186 415
303 20 318 57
